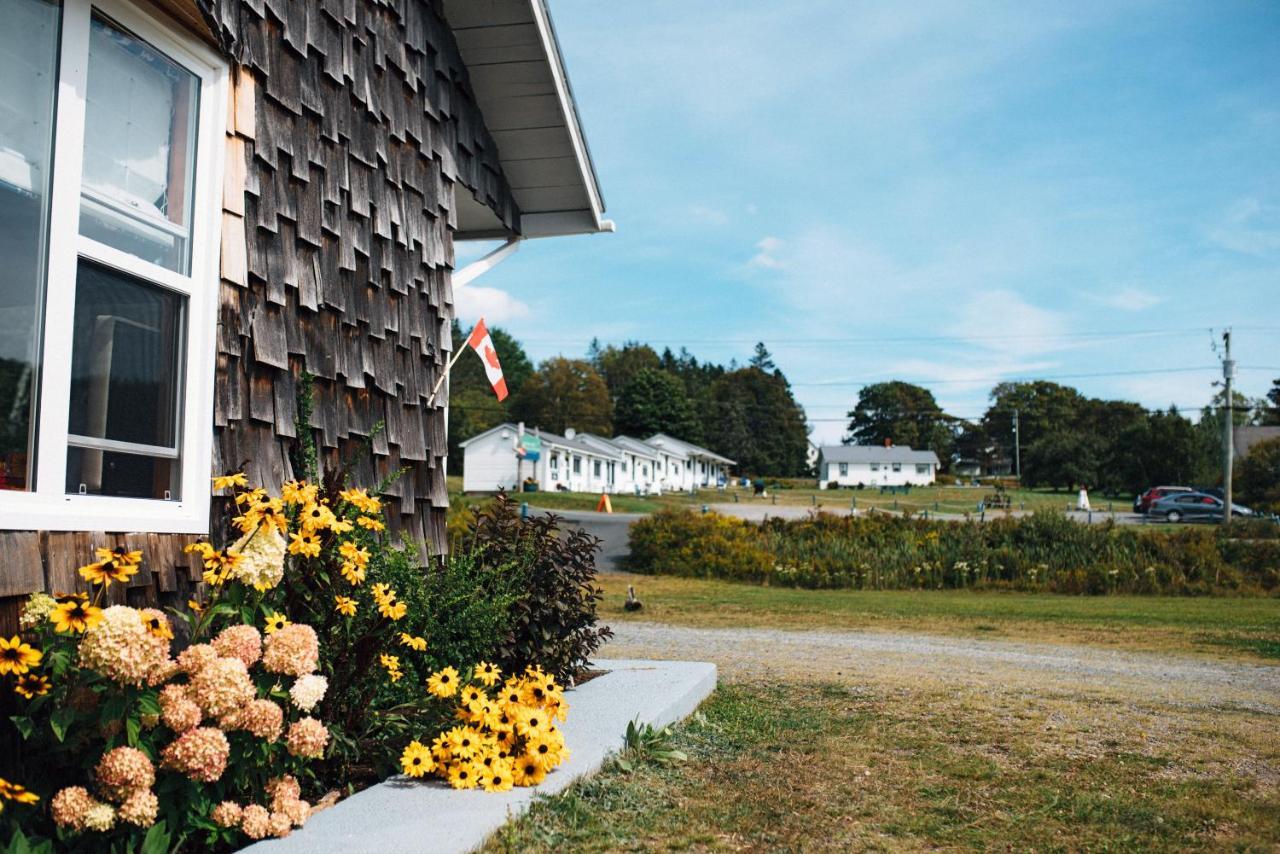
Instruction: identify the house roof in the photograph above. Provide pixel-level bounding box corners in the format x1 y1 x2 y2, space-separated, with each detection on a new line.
456 423 618 458
443 0 611 240
818 445 941 465
608 436 662 461
645 433 736 466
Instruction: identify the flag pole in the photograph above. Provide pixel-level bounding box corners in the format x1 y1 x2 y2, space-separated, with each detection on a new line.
426 328 474 407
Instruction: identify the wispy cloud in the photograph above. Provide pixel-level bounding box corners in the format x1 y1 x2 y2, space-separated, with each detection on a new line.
1084 286 1163 312
1206 198 1280 258
747 236 785 269
454 286 531 325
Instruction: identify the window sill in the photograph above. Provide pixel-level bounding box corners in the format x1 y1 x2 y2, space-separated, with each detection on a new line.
0 492 210 533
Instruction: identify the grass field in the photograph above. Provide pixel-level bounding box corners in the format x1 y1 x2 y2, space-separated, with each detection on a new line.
486 679 1280 852
448 473 1135 518
598 572 1280 660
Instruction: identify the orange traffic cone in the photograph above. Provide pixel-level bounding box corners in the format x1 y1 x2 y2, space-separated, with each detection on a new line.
595 493 613 513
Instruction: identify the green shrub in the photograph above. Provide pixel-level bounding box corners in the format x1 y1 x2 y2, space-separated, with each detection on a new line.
626 509 1280 595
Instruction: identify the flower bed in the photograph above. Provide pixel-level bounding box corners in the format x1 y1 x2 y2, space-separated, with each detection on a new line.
1 474 608 851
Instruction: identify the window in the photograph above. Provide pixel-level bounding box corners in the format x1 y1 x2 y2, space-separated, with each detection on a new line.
621 461 627 472
642 464 649 477
0 0 226 532
838 463 848 476
572 456 581 474
870 463 880 472
916 464 930 474
593 460 601 478
549 454 558 469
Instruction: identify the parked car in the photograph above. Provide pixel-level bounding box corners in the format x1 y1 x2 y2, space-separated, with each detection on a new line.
1148 492 1253 523
1133 485 1193 513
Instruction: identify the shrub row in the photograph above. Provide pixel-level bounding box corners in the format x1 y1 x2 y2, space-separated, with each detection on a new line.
624 509 1280 595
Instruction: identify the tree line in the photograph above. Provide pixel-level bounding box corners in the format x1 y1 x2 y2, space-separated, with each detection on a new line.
447 323 810 476
845 377 1280 497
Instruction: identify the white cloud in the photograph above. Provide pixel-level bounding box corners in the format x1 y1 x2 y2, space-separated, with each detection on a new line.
1206 198 1280 258
748 236 785 269
453 286 530 325
1085 286 1163 312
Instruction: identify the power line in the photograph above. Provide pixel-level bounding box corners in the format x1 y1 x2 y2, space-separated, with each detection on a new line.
791 366 1222 388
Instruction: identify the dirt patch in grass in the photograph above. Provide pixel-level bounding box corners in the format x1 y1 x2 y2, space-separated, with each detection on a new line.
486 678 1280 852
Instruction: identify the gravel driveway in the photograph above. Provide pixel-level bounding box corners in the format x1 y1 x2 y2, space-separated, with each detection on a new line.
604 622 1280 714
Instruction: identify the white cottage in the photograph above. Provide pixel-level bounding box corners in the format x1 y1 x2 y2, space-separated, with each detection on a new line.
817 444 940 488
645 433 735 490
459 424 631 494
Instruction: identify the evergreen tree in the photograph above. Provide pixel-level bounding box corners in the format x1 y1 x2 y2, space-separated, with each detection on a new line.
614 368 702 441
703 366 807 476
508 357 612 435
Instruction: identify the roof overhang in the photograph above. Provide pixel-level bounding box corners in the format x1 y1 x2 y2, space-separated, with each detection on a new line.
444 0 613 241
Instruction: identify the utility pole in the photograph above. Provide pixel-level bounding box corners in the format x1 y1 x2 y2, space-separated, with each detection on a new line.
1222 331 1235 527
1012 408 1021 480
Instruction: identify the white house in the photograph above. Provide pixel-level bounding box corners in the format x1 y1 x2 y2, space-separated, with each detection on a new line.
460 424 665 495
644 433 735 491
817 444 940 488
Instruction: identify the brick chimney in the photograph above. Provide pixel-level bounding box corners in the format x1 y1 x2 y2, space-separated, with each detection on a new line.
883 437 893 448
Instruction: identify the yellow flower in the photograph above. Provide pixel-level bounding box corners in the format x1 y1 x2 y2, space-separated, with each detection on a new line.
399 633 427 652
200 550 242 586
340 562 367 585
0 636 42 676
13 673 51 699
340 487 383 514
460 685 485 707
473 661 501 687
141 610 173 640
400 740 434 777
78 547 142 586
515 706 550 739
300 501 337 532
380 653 403 682
481 760 515 792
356 515 385 532
524 735 563 769
187 598 205 614
370 583 393 605
446 726 481 760
329 517 354 534
50 599 103 633
378 597 407 621
212 472 249 490
446 760 481 790
512 755 548 787
338 541 370 568
0 778 39 806
334 596 357 617
264 613 290 635
185 541 216 560
281 480 317 505
288 531 322 558
427 667 459 699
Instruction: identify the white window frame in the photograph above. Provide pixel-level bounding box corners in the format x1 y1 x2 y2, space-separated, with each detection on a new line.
1 0 227 533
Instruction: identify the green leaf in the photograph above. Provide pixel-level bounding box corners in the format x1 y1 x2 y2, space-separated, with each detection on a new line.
49 706 76 742
140 820 170 854
9 715 34 740
137 691 161 717
126 715 141 747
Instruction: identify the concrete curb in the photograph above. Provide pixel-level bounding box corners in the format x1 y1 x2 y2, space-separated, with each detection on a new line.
246 658 717 854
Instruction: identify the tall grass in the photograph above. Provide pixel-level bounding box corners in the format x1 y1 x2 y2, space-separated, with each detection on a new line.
625 510 1280 595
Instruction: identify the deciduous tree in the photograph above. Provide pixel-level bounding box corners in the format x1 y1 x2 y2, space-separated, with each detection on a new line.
844 381 955 466
509 357 613 436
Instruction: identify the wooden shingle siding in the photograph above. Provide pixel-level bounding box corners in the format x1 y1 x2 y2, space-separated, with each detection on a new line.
0 0 517 631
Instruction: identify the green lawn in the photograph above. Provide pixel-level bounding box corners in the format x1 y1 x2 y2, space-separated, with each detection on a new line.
599 572 1280 660
487 680 1280 852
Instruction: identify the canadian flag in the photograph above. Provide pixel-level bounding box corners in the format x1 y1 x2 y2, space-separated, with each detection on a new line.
466 318 508 401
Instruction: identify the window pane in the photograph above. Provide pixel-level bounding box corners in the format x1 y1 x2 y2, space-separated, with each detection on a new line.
0 0 60 492
66 259 183 499
79 13 198 273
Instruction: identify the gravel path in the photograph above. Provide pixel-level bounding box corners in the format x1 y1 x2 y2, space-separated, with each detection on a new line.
604 622 1280 714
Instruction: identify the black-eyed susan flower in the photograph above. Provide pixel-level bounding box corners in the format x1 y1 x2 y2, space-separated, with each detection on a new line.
400 740 434 778
340 561 367 585
0 636 42 676
340 487 383 514
141 609 173 640
50 598 103 633
356 515 385 532
446 760 480 790
474 661 501 686
287 531 322 558
334 596 357 617
512 756 548 787
263 612 290 635
427 666 459 699
300 501 337 532
461 685 485 706
212 472 249 491
0 778 40 806
78 546 142 586
187 598 205 614
281 480 317 505
378 597 407 621
482 760 515 792
370 583 393 605
399 633 427 651
380 653 403 683
525 736 561 769
201 550 242 586
13 673 51 699
515 707 549 739
338 541 370 567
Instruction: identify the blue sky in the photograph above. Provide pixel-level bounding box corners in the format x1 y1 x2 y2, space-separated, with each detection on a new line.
456 0 1280 444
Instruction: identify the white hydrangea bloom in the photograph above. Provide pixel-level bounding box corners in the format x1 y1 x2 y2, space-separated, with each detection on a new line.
290 674 328 712
229 525 287 590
